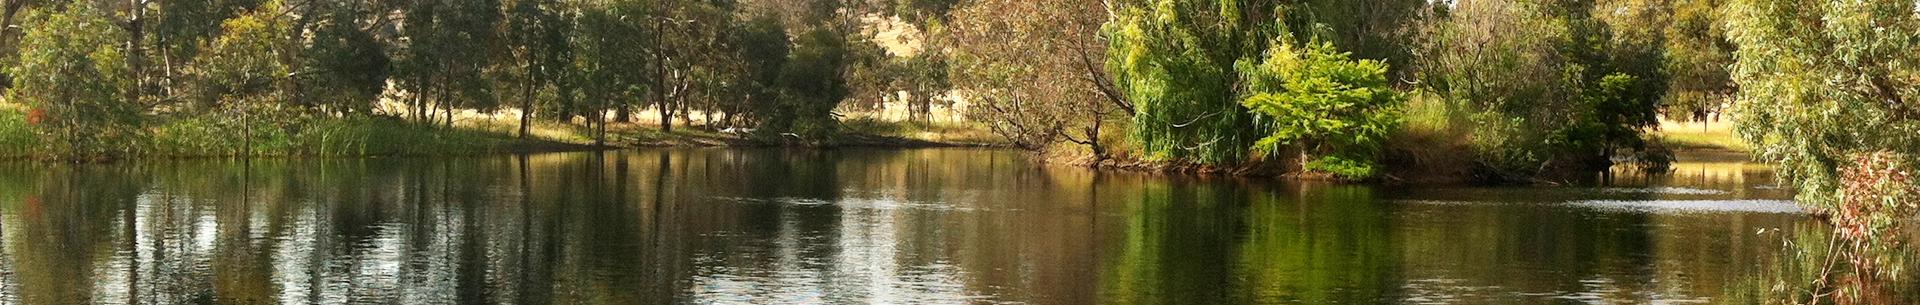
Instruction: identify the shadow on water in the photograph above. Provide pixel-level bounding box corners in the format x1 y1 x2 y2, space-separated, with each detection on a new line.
0 148 1907 304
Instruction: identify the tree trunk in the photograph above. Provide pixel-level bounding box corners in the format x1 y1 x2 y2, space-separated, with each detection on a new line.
520 65 536 139
126 0 145 105
595 110 607 146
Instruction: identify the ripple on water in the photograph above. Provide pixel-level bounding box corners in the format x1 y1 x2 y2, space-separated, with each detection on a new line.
709 196 975 212
1567 199 1803 214
1593 187 1730 195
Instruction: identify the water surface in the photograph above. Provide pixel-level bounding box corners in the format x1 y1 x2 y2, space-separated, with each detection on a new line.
0 149 1828 304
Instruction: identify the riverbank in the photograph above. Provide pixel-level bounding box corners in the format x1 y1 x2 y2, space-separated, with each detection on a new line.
0 107 1003 160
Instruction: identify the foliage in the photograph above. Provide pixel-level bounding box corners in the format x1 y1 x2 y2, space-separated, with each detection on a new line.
0 109 34 157
1105 0 1281 164
764 28 851 139
1661 0 1736 122
1409 0 1668 178
1724 0 1920 212
949 0 1125 155
3 5 141 159
1239 41 1403 179
300 1 393 114
182 4 294 109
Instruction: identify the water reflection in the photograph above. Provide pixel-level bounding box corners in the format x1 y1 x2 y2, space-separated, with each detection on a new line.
0 148 1890 304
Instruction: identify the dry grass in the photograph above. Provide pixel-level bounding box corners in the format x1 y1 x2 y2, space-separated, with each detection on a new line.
1654 118 1749 152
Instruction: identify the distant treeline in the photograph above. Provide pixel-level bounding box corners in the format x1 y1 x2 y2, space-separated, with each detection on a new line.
0 0 955 157
1 0 1916 211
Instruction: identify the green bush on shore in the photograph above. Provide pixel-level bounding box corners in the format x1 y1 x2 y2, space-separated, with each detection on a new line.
0 110 37 158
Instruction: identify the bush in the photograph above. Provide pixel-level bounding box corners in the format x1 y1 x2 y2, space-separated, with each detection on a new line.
1239 41 1404 180
0 109 36 158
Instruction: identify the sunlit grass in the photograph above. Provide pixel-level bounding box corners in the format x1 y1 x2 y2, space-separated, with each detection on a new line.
146 115 516 157
841 117 1003 145
1654 119 1748 152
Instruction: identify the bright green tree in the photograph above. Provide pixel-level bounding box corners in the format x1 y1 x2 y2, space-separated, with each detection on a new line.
183 5 293 109
1240 40 1403 179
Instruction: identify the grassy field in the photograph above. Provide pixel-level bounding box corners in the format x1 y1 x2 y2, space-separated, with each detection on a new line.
1654 118 1748 152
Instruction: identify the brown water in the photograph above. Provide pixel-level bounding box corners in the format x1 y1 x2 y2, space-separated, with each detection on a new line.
0 148 1858 304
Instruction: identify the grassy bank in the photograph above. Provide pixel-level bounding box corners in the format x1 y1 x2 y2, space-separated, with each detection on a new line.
1654 118 1748 152
0 107 1003 160
0 108 596 160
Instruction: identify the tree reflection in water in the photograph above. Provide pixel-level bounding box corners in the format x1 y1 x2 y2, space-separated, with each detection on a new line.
0 149 1903 304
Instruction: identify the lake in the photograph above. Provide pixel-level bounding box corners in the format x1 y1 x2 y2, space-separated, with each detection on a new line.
0 148 1856 304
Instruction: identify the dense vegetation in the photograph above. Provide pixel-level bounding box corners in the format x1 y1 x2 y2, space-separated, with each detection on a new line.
0 0 1913 208
0 0 963 158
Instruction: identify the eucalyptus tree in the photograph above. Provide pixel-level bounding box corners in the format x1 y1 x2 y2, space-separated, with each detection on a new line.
640 0 732 132
398 0 505 125
1661 0 1735 123
724 14 788 127
504 0 570 138
299 0 392 115
4 4 141 158
182 2 294 109
567 0 650 145
949 0 1127 155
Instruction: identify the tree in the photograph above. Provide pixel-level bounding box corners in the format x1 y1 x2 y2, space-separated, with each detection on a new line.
568 0 651 145
397 0 504 125
726 13 789 127
949 0 1127 156
1105 0 1283 164
183 3 294 109
1661 0 1735 123
504 0 569 138
1725 0 1920 213
764 27 849 139
1410 0 1667 178
4 4 141 159
300 0 392 116
1240 40 1403 179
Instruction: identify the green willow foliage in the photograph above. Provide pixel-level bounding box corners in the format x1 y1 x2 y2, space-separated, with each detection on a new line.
1105 0 1281 164
1240 41 1403 180
1724 0 1920 211
1106 0 1410 178
4 5 140 158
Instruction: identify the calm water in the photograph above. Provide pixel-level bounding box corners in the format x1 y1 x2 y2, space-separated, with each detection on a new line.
0 148 1836 304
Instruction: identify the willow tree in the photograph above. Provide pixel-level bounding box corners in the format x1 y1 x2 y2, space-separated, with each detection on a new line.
1725 0 1919 214
1106 0 1282 164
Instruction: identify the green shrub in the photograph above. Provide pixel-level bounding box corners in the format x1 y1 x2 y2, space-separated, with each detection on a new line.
1239 41 1404 180
0 110 36 158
